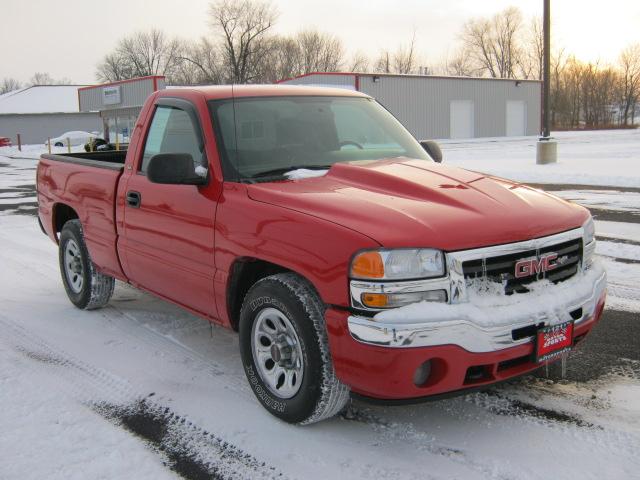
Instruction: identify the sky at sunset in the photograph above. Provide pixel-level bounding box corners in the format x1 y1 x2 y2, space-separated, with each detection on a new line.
2 0 639 84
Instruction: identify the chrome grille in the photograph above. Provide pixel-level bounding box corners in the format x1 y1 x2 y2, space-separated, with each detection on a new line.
461 237 583 294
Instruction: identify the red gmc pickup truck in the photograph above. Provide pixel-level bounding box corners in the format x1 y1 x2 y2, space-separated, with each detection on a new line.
37 85 607 424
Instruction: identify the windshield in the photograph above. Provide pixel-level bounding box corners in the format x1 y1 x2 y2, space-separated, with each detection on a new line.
209 96 431 181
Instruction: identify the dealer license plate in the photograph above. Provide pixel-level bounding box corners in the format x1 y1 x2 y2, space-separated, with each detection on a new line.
535 321 574 363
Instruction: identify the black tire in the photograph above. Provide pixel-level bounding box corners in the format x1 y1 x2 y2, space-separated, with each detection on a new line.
59 219 114 310
54 142 63 147
239 273 350 424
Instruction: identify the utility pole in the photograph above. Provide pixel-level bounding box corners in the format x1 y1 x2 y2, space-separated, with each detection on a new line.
542 0 551 139
536 0 557 164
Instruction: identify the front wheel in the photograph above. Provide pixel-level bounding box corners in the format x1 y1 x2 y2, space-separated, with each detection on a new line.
239 273 350 424
59 219 114 310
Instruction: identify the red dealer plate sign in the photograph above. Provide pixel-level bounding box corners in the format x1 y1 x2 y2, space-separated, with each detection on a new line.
536 321 574 363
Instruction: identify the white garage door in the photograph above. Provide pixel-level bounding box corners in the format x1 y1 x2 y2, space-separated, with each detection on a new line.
506 100 527 136
450 100 474 139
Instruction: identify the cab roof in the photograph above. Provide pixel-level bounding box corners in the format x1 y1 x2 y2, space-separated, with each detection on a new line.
161 84 370 101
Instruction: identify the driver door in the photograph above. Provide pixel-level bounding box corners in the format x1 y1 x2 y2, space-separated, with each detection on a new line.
120 98 219 318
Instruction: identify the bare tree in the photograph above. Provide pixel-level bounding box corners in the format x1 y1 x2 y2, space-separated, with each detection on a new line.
296 29 344 74
445 48 476 76
254 29 345 82
258 36 302 83
347 51 370 73
373 34 422 75
208 0 278 83
392 33 417 74
0 78 21 94
28 72 72 86
96 52 132 83
519 17 544 80
618 43 640 125
374 50 392 73
29 72 55 85
460 7 523 78
96 29 182 82
174 38 225 85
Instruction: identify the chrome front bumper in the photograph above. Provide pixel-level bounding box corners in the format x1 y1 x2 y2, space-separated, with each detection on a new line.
347 262 606 353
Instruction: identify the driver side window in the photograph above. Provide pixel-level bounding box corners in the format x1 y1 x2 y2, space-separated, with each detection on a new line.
140 105 203 173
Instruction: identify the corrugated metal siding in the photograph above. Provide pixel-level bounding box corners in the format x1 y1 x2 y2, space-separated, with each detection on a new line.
281 74 541 139
0 113 102 144
280 74 356 89
79 78 159 112
359 76 540 139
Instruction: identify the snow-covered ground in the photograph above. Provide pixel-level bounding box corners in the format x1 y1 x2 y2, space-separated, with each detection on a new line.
0 143 86 160
443 129 640 188
1 131 640 480
1 213 638 480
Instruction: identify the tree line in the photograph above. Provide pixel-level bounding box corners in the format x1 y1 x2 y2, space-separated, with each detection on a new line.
0 72 72 95
2 2 638 129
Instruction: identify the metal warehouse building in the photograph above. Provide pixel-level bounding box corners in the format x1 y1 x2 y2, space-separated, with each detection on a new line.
278 73 541 139
78 76 166 142
0 85 101 144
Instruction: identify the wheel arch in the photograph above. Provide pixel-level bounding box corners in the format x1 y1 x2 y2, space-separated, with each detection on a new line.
226 257 323 331
52 202 80 242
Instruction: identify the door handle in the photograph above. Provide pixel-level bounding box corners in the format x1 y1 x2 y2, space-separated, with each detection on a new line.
126 190 141 208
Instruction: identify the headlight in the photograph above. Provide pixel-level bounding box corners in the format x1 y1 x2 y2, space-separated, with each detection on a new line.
350 248 445 280
583 216 595 245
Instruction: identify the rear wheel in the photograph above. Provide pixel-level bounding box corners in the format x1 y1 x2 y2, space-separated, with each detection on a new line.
239 273 350 424
59 220 114 310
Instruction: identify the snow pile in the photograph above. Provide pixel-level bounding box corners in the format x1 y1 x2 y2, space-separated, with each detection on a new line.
284 168 329 180
375 261 604 327
443 129 640 188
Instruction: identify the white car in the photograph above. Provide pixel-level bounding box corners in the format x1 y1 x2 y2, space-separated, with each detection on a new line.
46 131 98 147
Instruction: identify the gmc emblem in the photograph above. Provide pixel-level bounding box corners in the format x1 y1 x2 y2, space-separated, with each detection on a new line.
514 253 558 278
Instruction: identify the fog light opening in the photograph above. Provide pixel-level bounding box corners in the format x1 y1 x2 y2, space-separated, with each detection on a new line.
413 360 432 387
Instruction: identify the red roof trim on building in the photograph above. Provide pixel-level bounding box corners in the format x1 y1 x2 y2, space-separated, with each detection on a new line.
275 72 542 84
78 75 166 92
274 72 356 84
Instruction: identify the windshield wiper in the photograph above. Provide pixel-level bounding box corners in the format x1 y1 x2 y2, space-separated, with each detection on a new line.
251 165 332 179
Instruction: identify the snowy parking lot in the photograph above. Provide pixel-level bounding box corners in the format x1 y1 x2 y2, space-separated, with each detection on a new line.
1 129 639 480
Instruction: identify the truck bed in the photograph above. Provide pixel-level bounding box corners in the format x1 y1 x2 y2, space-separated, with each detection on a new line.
37 150 127 280
40 150 127 171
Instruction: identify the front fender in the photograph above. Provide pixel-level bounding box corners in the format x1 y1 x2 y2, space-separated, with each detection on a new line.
214 184 379 324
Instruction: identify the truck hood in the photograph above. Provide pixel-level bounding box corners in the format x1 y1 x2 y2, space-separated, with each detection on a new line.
246 158 589 251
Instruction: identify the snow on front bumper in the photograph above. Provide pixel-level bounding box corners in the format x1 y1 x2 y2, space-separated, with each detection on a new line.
347 260 606 353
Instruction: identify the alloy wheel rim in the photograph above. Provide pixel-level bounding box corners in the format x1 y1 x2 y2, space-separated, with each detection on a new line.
64 239 84 293
251 307 304 399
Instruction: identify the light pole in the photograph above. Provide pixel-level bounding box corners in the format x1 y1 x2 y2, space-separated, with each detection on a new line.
536 0 557 164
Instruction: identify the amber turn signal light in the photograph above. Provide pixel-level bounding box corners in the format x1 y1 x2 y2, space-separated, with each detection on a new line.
351 251 384 279
361 293 389 308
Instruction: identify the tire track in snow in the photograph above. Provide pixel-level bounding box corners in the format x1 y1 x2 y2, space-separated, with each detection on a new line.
100 298 255 401
341 384 639 475
340 404 526 480
0 315 287 480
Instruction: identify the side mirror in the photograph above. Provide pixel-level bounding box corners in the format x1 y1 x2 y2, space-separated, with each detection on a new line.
420 140 443 163
147 153 207 185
